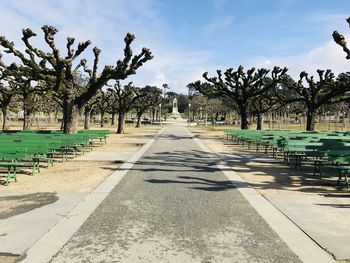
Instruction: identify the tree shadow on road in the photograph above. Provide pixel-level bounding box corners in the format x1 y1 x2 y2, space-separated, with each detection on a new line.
145 175 238 192
133 149 247 192
132 149 233 173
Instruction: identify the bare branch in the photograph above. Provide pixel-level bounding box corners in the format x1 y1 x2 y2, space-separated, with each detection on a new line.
92 47 101 81
333 30 350 59
66 37 75 59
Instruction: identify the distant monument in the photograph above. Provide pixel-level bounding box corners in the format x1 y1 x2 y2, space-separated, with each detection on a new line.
172 98 179 114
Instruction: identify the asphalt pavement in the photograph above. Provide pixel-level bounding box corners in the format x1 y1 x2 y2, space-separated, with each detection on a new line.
50 126 301 263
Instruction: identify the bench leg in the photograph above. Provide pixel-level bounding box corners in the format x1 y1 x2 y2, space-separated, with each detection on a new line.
283 152 289 164
31 163 36 176
36 159 40 173
336 169 349 188
6 166 17 186
337 169 343 186
313 161 322 177
272 148 277 159
294 156 302 170
345 171 349 189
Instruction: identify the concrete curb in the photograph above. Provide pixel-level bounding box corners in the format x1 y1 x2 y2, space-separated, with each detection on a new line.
192 135 335 263
19 128 164 263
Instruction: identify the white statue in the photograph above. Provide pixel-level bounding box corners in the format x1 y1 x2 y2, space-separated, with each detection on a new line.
172 98 179 114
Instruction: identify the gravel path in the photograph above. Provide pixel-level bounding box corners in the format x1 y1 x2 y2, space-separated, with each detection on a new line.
51 126 301 263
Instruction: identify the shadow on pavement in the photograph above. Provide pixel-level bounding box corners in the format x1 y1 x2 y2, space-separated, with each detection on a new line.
220 143 350 195
131 149 245 191
0 192 58 219
145 175 237 192
134 149 227 173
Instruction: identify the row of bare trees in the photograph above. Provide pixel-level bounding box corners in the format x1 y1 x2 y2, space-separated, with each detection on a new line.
0 25 154 134
188 17 350 131
0 77 162 134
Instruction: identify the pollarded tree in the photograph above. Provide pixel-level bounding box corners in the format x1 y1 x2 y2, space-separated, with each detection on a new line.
108 81 141 134
250 90 282 130
0 82 15 130
189 66 287 129
134 85 162 128
0 54 50 130
105 92 119 126
0 26 153 134
95 90 112 128
83 94 100 130
278 70 350 131
333 17 350 59
36 90 59 124
15 80 49 130
0 64 15 130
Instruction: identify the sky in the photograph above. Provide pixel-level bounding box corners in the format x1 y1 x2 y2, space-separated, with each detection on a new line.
0 0 349 94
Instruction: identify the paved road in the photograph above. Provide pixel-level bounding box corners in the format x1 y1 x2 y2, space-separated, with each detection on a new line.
51 126 301 263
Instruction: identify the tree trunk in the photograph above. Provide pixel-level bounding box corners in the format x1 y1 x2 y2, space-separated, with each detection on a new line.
2 107 10 131
100 111 105 128
23 108 33 130
152 110 155 122
84 107 91 130
111 112 115 125
63 99 79 134
240 105 249 130
256 114 262 130
22 93 34 130
54 109 58 123
117 111 125 134
306 109 316 131
136 113 142 128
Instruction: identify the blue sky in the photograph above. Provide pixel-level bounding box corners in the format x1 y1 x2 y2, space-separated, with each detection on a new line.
0 0 349 93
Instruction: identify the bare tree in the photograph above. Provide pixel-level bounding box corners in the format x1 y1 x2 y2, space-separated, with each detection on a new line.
333 17 350 59
134 86 162 128
0 26 153 133
0 82 15 130
108 81 141 134
251 91 282 130
189 66 287 129
95 90 112 128
279 70 350 131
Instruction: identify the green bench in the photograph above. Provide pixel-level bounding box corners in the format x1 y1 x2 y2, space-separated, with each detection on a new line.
0 161 23 185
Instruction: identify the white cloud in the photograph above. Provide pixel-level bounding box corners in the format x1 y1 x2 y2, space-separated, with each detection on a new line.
127 48 216 94
0 0 209 94
212 0 229 10
2 1 348 96
246 39 350 80
203 15 234 34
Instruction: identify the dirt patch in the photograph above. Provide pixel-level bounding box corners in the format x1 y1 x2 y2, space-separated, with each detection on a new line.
0 253 20 263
